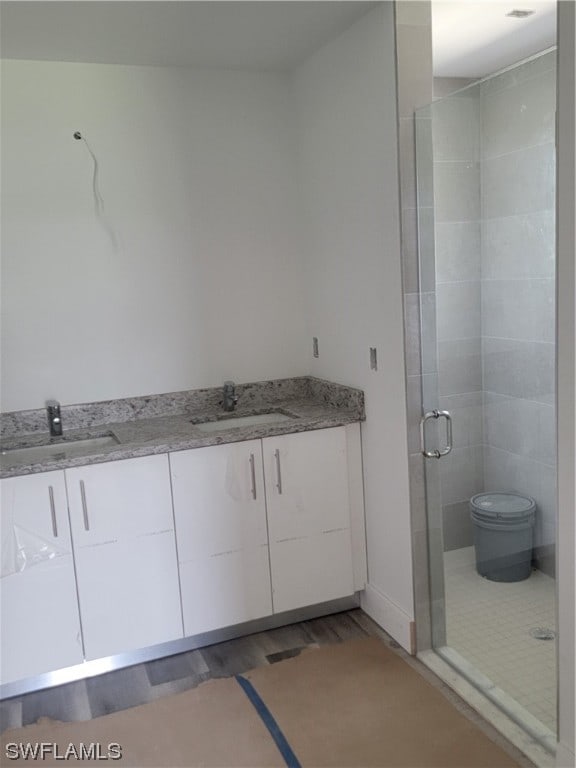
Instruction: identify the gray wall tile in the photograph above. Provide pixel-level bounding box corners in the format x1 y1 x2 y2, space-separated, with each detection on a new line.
403 292 422 376
479 50 556 99
482 142 555 219
483 444 541 502
434 161 481 222
477 52 557 563
402 206 419 294
438 391 483 449
481 68 556 159
409 452 427 533
406 374 423 454
412 528 433 651
438 338 483 395
534 543 555 578
442 500 474 551
437 281 481 341
432 94 480 162
439 444 484 506
423 446 443 530
415 116 434 208
435 221 481 284
482 337 555 405
421 371 439 409
404 206 435 295
483 392 556 466
483 445 556 551
536 462 558 533
420 291 438 373
396 5 434 648
482 210 555 280
409 36 556 623
417 206 436 292
482 278 555 342
407 372 440 454
427 525 447 639
399 116 417 210
430 594 447 648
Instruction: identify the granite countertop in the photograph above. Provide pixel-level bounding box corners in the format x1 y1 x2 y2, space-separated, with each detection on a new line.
0 377 364 479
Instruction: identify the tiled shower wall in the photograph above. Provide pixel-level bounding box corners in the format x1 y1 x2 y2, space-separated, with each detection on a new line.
432 86 484 552
428 52 557 576
480 51 557 576
394 0 434 652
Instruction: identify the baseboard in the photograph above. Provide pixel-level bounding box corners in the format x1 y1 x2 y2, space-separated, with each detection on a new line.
360 583 414 652
556 742 575 768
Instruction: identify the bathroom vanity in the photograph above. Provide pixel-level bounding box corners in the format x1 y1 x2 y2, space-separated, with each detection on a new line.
0 377 366 695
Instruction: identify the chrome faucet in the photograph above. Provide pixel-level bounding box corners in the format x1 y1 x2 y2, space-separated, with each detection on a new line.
46 399 63 437
222 381 238 412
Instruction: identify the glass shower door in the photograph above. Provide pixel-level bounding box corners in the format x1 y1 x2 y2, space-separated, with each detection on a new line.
415 51 557 745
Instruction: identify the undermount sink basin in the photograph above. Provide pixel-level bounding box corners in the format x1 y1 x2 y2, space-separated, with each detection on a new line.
1 435 120 464
193 412 295 432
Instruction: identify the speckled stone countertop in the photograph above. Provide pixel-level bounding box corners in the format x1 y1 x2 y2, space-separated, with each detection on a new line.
0 377 364 479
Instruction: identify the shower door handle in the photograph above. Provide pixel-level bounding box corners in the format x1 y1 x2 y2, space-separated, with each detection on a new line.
420 410 453 459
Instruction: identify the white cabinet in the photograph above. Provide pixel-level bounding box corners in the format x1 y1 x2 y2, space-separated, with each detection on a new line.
171 426 364 628
170 440 272 636
0 471 83 685
0 423 365 687
263 427 356 613
66 455 183 661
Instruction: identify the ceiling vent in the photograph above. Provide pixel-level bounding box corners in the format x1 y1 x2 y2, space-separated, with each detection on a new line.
506 9 536 18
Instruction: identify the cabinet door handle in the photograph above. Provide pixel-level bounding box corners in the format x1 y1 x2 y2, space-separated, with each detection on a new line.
48 485 58 538
249 453 257 500
80 480 90 531
274 449 283 495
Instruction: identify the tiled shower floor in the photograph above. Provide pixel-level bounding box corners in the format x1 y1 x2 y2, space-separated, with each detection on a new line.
444 546 557 733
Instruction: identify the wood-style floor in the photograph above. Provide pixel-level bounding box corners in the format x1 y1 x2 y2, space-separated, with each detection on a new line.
0 609 383 732
0 608 535 767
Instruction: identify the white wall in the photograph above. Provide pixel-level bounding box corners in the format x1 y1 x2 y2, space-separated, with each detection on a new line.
1 10 414 649
1 60 307 411
292 4 414 646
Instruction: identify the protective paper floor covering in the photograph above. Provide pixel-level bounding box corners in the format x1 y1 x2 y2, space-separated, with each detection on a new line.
1 638 521 767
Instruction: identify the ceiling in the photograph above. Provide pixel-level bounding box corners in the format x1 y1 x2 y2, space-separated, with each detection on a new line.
0 1 378 72
0 1 556 77
432 0 557 78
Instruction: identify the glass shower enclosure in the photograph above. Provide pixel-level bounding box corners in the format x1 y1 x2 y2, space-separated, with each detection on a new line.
415 50 557 747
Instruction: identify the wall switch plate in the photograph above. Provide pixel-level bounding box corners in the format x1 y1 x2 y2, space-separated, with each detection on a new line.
313 337 319 358
370 347 378 371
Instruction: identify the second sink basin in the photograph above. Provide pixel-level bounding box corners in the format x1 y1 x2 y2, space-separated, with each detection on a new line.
193 412 295 432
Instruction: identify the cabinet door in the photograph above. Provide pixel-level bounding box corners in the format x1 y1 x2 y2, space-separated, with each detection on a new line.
0 472 83 684
66 455 183 661
263 427 355 613
170 441 272 636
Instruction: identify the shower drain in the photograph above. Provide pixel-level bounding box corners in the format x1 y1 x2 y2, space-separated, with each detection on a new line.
529 627 556 641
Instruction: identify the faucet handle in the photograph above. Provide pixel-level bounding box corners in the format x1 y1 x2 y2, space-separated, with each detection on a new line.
46 399 63 436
